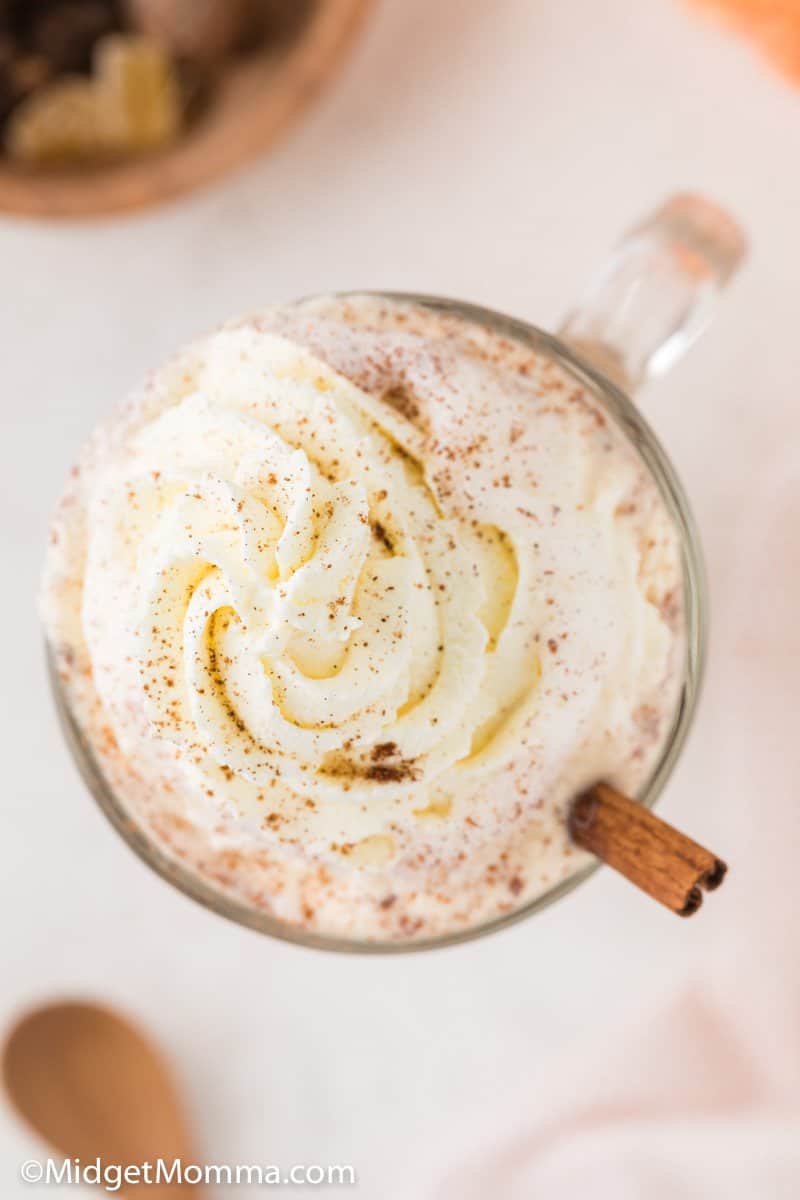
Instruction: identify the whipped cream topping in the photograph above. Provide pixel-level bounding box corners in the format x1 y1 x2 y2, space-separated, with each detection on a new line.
42 296 685 941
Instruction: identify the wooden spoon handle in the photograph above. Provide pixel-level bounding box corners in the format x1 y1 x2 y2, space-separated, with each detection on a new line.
568 782 727 916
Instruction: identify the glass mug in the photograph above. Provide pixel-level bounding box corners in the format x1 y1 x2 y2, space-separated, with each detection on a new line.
47 194 745 952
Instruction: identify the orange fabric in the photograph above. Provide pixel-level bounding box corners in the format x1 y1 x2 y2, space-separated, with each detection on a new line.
690 0 800 81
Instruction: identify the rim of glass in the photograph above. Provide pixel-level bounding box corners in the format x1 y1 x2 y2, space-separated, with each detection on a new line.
47 292 708 954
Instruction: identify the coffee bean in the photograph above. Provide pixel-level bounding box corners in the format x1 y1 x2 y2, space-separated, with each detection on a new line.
29 1 118 73
0 35 53 122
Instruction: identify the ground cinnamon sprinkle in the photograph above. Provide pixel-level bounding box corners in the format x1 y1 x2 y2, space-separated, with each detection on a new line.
372 741 399 761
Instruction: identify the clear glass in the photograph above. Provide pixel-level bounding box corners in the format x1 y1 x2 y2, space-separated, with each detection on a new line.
47 194 745 953
561 193 746 390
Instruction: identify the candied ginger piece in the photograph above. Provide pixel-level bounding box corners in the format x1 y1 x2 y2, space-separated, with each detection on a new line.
4 33 182 165
95 34 182 151
6 77 102 164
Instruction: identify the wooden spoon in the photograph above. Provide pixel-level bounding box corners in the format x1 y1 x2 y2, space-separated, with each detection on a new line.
2 1001 199 1198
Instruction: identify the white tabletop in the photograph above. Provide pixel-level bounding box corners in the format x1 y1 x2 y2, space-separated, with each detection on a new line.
1 0 796 1195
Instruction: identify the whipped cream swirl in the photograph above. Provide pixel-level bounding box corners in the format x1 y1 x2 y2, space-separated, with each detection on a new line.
126 330 493 810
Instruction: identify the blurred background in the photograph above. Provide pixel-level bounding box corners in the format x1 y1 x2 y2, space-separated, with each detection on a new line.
1 0 798 1196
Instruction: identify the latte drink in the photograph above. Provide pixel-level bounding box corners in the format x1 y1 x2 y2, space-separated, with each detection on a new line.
42 295 684 942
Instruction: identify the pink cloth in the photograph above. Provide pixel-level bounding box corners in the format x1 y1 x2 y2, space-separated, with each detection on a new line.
435 446 800 1198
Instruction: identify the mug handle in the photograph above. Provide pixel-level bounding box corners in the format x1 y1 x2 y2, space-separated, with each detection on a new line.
559 194 747 394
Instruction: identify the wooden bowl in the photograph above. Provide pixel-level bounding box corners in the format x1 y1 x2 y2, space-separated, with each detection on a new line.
0 0 373 219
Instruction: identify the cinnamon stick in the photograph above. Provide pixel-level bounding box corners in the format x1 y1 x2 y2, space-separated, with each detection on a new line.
568 783 727 917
